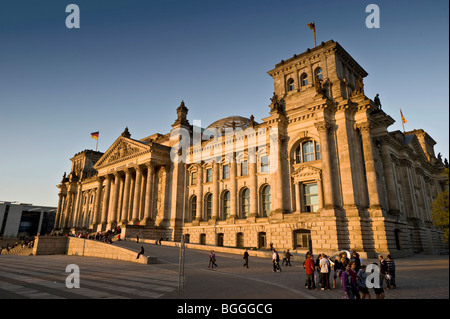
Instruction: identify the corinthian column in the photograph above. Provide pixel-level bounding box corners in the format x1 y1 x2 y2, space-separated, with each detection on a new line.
142 162 155 225
120 168 132 224
131 166 143 224
109 172 121 227
100 175 112 229
92 176 104 228
55 193 64 230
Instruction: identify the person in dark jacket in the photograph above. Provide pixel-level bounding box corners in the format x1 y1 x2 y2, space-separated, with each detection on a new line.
243 250 249 268
136 246 144 259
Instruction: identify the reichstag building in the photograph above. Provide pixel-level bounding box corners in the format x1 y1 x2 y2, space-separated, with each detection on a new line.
53 40 447 258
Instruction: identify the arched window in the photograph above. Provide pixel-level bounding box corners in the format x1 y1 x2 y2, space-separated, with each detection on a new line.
301 73 309 87
205 193 212 220
222 190 230 219
287 78 295 91
295 140 321 163
241 188 250 217
314 67 323 80
261 185 271 217
190 195 197 221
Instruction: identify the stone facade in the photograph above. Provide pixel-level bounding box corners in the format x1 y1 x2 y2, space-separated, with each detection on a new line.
54 40 447 258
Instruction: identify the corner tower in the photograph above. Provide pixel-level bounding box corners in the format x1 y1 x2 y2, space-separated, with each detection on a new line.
267 40 368 113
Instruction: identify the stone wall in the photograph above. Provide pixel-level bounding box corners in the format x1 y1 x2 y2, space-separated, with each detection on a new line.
32 236 157 264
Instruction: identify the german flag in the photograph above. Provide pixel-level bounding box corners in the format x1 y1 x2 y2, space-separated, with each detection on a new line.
400 110 407 123
307 22 316 37
91 131 99 140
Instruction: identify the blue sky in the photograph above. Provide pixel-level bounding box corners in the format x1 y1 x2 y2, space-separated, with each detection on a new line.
0 0 448 206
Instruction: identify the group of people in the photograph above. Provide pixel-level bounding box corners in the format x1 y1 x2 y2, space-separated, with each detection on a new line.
303 251 397 299
0 235 35 254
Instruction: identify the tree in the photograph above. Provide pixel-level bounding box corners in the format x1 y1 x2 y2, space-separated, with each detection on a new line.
431 168 449 245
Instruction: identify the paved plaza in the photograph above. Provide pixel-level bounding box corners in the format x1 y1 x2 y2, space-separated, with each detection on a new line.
0 242 448 300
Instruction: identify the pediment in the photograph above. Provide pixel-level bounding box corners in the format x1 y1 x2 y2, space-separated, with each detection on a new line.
407 136 428 161
94 137 151 169
292 164 322 180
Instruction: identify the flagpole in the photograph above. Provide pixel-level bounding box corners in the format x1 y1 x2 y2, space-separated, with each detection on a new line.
400 109 405 133
96 138 98 152
313 20 316 47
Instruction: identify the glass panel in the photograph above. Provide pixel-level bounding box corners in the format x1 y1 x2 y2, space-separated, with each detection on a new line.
262 186 271 216
315 68 323 80
303 183 318 213
296 146 301 164
301 74 308 86
302 141 315 162
260 156 269 173
223 165 229 179
242 188 250 217
206 194 212 219
206 168 212 182
241 161 248 176
223 191 230 218
315 142 321 160
191 196 197 219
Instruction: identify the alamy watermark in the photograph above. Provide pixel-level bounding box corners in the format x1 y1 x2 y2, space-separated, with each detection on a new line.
366 4 380 29
169 120 280 172
65 264 80 288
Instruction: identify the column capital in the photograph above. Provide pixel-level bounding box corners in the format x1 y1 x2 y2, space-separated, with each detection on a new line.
134 164 144 173
354 121 372 133
314 120 333 133
96 175 105 183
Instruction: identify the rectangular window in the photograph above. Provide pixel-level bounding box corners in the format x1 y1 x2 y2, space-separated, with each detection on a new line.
260 156 269 173
206 168 212 182
191 172 197 185
315 142 321 160
222 165 229 179
241 160 248 176
303 183 319 213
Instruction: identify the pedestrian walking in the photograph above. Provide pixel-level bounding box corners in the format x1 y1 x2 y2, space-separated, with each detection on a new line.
386 254 396 288
209 250 217 268
272 249 282 272
136 246 144 259
285 249 292 266
136 234 139 243
281 251 287 266
357 265 371 299
243 250 249 268
319 254 331 290
304 254 316 290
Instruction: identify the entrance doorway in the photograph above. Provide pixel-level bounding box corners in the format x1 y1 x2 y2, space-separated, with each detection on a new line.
258 232 267 249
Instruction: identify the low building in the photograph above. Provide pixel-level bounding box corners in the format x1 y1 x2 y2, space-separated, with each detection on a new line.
53 40 447 258
0 202 56 237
